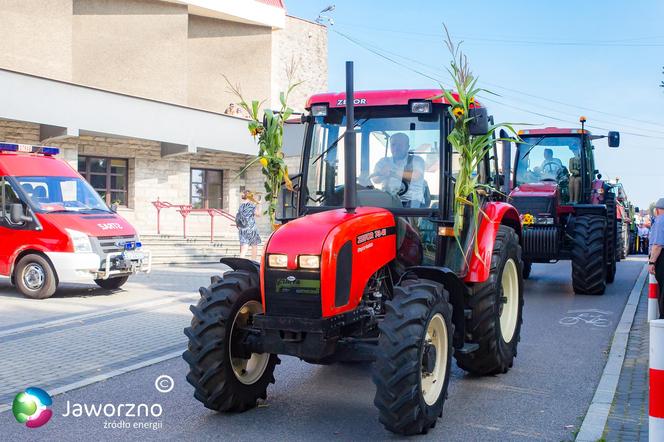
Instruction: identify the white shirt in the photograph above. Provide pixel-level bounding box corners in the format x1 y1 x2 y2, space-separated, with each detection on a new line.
373 155 426 207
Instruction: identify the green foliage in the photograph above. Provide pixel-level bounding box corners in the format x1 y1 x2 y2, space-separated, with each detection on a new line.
225 67 302 228
438 25 520 261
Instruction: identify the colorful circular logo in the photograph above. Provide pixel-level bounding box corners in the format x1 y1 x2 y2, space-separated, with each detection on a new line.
12 387 53 428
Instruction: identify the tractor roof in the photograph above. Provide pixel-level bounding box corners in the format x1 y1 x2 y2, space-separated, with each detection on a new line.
306 89 482 109
518 127 589 136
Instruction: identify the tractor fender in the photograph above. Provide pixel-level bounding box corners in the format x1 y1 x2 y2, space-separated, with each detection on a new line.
404 265 468 349
465 202 522 283
219 257 260 283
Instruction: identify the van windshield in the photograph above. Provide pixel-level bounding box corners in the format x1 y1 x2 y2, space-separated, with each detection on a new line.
16 176 110 213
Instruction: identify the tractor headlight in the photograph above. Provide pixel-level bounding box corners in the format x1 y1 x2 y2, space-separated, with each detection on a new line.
410 101 432 114
66 228 93 253
311 104 328 117
298 255 320 269
268 254 288 268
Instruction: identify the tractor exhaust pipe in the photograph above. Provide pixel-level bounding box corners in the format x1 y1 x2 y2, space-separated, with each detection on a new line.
344 61 357 214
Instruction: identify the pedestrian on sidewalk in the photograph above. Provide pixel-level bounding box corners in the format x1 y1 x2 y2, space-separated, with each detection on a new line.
649 198 664 318
236 190 262 261
638 223 650 254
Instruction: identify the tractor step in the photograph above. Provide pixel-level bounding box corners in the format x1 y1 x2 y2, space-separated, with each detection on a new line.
456 343 480 354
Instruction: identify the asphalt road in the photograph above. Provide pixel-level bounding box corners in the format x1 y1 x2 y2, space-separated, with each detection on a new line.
1 258 645 441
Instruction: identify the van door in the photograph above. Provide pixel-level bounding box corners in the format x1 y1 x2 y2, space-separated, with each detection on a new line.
0 177 33 275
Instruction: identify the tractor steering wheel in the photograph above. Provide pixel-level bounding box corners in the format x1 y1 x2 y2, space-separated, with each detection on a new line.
542 161 560 175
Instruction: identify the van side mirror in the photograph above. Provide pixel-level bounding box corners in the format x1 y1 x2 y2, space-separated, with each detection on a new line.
608 131 620 148
9 203 31 224
468 108 489 136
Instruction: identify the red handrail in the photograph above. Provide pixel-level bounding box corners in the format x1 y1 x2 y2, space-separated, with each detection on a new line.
152 198 236 240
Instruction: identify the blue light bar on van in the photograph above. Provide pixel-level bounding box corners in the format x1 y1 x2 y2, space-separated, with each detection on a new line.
0 142 59 156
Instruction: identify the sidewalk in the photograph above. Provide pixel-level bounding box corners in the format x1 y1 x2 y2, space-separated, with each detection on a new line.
604 279 650 441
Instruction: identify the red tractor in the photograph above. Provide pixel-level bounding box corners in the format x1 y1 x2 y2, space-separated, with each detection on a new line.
509 118 620 294
183 63 525 435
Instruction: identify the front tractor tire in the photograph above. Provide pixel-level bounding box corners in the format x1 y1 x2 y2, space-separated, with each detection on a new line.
455 225 524 375
373 279 453 435
183 270 278 412
571 215 607 295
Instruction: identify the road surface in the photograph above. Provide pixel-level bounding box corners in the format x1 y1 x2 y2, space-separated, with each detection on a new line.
0 258 645 441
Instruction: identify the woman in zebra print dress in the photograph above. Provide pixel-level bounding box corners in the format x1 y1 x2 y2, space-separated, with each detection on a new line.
237 190 261 260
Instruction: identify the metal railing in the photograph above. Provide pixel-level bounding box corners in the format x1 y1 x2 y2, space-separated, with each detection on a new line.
151 198 235 240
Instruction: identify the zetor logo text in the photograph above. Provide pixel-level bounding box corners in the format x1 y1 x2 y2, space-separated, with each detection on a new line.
12 387 53 428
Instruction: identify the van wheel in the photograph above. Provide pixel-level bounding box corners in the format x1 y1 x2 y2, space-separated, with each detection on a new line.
94 276 129 290
14 254 57 299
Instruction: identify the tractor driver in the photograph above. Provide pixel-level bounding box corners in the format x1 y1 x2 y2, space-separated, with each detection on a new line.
540 148 563 175
371 132 427 208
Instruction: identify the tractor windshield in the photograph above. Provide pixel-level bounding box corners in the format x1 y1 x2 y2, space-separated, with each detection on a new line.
304 107 441 209
515 135 581 190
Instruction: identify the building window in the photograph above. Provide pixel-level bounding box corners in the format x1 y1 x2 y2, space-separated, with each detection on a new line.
77 156 128 206
191 168 223 209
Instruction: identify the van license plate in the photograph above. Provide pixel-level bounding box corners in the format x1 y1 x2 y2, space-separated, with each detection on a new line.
122 251 144 261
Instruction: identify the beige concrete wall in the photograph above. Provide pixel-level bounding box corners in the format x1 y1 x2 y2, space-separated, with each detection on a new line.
72 0 189 104
187 15 272 113
271 16 328 112
0 119 40 144
0 0 73 80
0 2 326 116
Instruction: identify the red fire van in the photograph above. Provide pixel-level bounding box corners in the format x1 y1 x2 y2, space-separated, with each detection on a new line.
0 142 150 299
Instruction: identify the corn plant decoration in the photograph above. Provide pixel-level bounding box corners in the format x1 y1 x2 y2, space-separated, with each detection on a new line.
438 26 519 260
225 69 302 229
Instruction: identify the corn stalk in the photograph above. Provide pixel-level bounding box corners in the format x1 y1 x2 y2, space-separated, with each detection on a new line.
225 69 302 229
438 26 520 261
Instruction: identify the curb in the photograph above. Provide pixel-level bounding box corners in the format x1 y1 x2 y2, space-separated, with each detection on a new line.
576 265 649 441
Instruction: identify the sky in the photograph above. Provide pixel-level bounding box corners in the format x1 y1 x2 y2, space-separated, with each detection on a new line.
285 0 664 209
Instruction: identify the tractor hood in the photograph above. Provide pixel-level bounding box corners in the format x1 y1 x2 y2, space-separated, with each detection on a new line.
510 182 558 199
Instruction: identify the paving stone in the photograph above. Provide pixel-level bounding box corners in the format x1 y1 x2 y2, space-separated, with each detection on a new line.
605 282 650 440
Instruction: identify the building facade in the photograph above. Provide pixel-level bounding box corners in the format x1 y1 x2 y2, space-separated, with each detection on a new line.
0 0 326 236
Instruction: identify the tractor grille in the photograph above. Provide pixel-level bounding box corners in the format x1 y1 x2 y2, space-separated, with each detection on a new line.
264 269 322 318
523 226 560 260
511 196 554 216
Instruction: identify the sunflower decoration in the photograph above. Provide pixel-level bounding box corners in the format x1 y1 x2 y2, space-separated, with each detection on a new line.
521 213 535 226
224 63 302 229
452 106 464 119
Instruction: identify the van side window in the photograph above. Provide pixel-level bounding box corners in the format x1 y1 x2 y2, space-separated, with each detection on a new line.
1 178 26 225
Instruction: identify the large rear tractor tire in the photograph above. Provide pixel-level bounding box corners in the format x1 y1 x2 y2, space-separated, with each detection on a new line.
604 193 617 283
373 279 453 435
522 260 532 280
455 225 524 375
571 215 607 295
183 270 279 412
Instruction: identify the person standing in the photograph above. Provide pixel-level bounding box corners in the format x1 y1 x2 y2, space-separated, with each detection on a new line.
236 190 261 261
649 198 664 318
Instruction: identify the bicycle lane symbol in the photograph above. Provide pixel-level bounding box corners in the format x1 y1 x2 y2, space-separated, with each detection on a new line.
559 309 612 328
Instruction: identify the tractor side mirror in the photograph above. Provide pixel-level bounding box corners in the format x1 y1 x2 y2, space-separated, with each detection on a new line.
9 203 31 224
468 108 489 136
500 130 512 194
110 204 118 213
608 131 620 148
276 173 302 222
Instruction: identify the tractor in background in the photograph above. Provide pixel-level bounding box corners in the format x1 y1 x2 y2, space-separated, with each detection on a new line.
183 62 526 435
509 117 620 295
